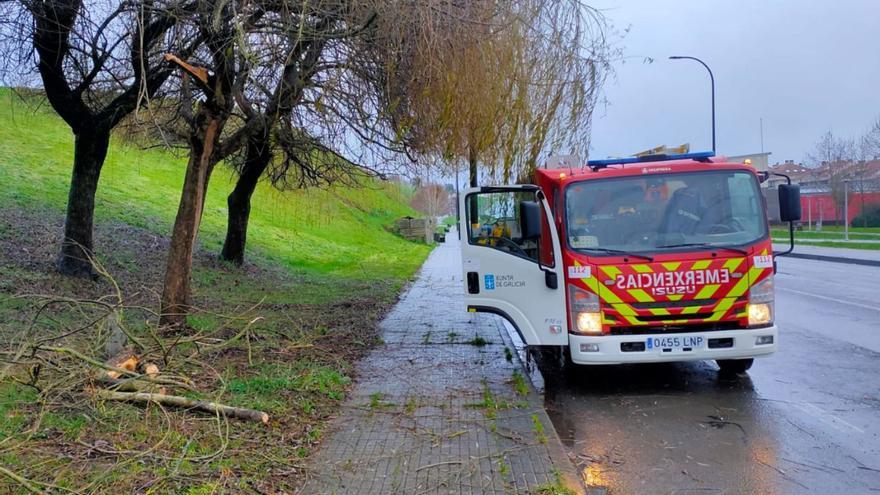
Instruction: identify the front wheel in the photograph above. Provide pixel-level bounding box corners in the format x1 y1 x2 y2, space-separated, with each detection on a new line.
716 358 754 375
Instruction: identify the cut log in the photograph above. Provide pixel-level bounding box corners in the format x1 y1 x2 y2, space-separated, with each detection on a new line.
104 353 139 380
94 390 269 424
142 363 160 377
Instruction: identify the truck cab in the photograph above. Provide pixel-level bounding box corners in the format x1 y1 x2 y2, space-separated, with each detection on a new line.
459 152 801 374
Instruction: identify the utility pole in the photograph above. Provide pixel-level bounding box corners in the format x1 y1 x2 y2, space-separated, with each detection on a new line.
760 118 764 154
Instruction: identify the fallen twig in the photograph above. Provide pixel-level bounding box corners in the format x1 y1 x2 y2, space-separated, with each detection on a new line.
415 460 463 471
92 389 269 424
0 465 43 494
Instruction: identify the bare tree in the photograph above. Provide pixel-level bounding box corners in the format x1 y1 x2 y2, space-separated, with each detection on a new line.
0 0 195 277
806 130 855 223
866 116 880 155
852 127 879 227
217 3 388 265
157 0 422 323
218 0 511 266
158 0 244 326
411 183 451 218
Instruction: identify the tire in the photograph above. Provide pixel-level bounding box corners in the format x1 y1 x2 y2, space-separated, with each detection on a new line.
716 358 754 375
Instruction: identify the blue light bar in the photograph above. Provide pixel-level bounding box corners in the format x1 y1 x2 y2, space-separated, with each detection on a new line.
587 151 715 169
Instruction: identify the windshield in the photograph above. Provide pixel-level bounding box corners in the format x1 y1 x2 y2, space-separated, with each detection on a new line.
564 170 767 254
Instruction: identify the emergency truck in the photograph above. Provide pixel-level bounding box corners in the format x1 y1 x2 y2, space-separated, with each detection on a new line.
460 151 801 374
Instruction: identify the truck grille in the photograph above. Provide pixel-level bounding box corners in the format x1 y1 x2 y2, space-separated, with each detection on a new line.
631 299 718 309
610 321 740 335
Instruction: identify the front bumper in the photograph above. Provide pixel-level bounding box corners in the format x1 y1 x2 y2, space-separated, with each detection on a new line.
568 325 778 365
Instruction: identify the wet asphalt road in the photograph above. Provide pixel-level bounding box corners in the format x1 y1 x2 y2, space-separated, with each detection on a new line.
540 257 880 494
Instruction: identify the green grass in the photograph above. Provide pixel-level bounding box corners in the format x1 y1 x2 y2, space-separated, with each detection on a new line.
772 226 880 250
772 228 880 241
228 365 349 400
785 241 880 250
0 383 37 439
534 470 577 495
511 371 528 397
0 89 430 282
531 413 547 444
0 88 433 493
787 225 880 233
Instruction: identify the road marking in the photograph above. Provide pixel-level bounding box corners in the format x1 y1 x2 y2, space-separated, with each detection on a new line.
778 287 880 312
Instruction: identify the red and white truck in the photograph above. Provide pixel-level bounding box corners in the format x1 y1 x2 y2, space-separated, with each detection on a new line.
459 151 801 373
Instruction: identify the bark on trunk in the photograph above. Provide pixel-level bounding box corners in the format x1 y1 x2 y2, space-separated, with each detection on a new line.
57 127 111 278
467 146 479 225
220 139 271 265
468 146 478 188
159 111 222 327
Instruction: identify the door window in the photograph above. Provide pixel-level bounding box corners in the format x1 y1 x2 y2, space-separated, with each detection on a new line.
466 191 541 263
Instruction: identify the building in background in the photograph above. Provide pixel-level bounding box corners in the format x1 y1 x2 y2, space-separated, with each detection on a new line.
766 159 880 225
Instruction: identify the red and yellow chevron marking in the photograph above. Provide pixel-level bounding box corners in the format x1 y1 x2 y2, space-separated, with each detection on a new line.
570 248 773 330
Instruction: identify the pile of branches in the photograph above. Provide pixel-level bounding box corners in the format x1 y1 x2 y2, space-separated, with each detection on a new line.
0 261 276 490
4 279 269 421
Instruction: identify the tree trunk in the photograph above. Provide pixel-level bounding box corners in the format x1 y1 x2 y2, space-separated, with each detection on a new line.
467 146 478 226
220 138 271 265
468 146 478 188
57 127 111 278
159 111 222 327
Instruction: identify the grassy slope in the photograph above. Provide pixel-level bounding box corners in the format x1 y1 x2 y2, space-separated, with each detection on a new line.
0 89 429 283
0 89 431 493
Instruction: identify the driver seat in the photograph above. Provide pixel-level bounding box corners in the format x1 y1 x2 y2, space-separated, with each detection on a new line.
659 187 705 238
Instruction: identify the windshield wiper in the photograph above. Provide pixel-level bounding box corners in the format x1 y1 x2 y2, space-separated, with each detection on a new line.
655 242 749 255
582 247 654 261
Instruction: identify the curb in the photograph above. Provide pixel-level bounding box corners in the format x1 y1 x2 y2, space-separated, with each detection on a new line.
493 318 586 495
782 252 880 267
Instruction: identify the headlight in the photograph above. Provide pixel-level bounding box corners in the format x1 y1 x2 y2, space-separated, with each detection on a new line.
575 312 603 334
568 284 603 335
748 302 774 326
748 277 774 326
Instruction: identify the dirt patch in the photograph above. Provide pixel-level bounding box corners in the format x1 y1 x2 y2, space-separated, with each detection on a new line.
0 205 405 493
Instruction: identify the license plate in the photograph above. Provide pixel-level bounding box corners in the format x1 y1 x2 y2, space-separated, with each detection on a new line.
646 335 704 350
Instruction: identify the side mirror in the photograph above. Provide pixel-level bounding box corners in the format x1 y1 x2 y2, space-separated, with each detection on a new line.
519 200 542 239
778 184 802 222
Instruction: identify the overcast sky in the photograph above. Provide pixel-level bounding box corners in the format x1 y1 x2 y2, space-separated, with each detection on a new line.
587 0 880 164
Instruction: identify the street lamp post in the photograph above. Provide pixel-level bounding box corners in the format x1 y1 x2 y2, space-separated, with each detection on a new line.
669 56 716 153
844 179 850 241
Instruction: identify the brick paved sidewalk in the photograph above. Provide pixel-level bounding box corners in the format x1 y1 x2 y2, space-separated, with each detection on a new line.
300 233 583 494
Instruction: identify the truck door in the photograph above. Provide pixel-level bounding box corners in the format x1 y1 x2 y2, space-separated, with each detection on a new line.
460 186 567 346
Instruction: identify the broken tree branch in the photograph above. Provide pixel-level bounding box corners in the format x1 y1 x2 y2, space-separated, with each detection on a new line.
0 465 43 494
41 346 194 390
93 389 269 424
